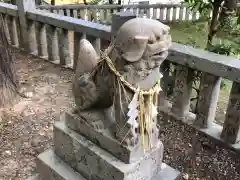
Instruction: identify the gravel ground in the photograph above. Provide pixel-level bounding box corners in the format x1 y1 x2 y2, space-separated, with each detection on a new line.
0 49 239 180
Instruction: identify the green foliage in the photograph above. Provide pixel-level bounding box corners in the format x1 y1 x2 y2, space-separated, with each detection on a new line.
88 0 102 5
182 0 213 17
0 0 11 2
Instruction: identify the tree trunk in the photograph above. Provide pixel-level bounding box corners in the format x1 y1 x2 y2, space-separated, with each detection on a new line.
51 0 55 5
0 14 19 107
207 0 224 49
109 0 114 13
11 0 16 4
83 0 88 5
117 0 122 11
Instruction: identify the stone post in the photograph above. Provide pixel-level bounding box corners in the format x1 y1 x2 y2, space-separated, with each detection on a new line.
17 0 37 54
195 73 221 128
221 81 240 144
111 11 136 36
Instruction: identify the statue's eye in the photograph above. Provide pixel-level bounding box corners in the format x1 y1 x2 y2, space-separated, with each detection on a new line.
156 36 160 41
148 39 154 44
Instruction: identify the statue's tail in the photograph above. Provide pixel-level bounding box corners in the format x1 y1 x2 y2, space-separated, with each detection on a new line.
74 39 99 78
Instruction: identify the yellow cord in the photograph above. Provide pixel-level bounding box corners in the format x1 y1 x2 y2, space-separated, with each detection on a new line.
98 47 161 152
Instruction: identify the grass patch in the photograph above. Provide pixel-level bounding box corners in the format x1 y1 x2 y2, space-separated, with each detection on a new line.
169 21 208 49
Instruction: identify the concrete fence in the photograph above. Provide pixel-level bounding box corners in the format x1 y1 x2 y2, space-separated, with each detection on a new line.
0 1 240 155
37 3 204 25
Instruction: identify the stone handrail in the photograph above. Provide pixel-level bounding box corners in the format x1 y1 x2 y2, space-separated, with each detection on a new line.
0 1 240 153
37 3 202 24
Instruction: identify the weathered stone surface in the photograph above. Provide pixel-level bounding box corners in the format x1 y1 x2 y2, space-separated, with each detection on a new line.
65 111 159 164
26 174 40 180
221 82 240 144
54 120 164 180
72 17 171 147
34 148 180 180
171 65 194 117
153 163 181 180
37 148 86 180
195 73 221 128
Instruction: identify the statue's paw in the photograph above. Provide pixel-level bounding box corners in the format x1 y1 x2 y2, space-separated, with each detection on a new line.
122 136 139 146
117 130 139 147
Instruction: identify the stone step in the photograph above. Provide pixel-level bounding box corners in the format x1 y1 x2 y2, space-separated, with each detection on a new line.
53 120 164 180
37 148 86 180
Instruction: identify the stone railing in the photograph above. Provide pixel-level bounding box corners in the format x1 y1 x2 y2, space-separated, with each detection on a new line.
37 3 203 25
1 1 240 154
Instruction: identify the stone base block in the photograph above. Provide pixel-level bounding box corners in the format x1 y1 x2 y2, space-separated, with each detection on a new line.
64 111 158 164
54 120 164 180
35 148 180 180
37 148 86 180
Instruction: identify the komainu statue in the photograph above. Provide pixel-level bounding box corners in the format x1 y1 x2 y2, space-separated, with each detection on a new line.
73 18 172 149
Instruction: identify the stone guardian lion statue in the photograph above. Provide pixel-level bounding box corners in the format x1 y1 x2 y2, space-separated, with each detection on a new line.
73 18 172 148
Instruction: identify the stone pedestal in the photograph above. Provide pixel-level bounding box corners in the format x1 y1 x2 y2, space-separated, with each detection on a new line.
32 111 181 180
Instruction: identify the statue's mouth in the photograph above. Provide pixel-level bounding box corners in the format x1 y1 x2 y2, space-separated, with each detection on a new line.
152 52 163 59
151 51 166 59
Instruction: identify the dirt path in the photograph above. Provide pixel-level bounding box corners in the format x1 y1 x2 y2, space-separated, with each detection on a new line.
0 49 74 180
0 49 239 180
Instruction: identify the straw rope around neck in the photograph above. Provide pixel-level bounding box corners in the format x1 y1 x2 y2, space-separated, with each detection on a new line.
95 42 161 151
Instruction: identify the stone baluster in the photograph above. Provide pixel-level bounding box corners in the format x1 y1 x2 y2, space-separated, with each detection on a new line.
73 10 78 18
195 73 221 128
132 8 138 16
106 9 112 24
166 7 172 22
179 6 184 20
192 11 198 21
185 8 190 21
87 9 92 21
73 32 84 69
153 8 157 19
53 9 58 14
35 22 47 58
2 14 11 44
146 8 151 18
221 82 240 144
80 9 86 20
171 65 194 118
59 28 70 65
66 9 71 17
16 18 23 49
159 8 165 21
103 9 108 23
172 7 177 21
8 16 19 47
77 10 81 18
92 9 98 22
99 9 104 23
139 8 144 17
17 0 37 54
159 61 171 107
59 9 64 16
46 25 59 62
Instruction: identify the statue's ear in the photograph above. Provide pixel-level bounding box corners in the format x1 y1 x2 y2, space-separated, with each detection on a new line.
122 36 148 62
